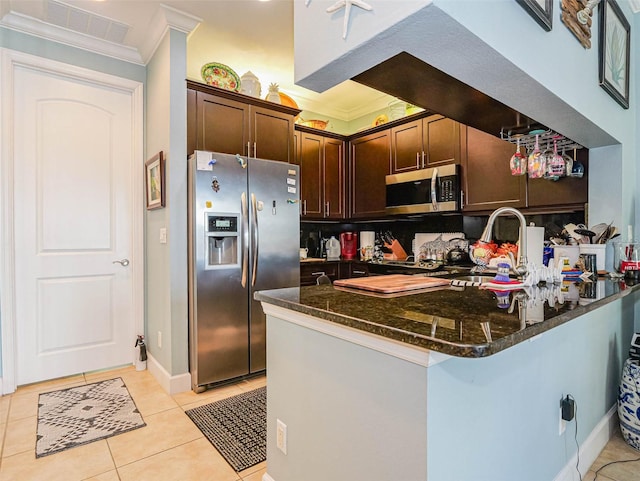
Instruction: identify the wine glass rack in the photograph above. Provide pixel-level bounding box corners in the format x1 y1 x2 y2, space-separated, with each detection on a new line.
499 128 584 153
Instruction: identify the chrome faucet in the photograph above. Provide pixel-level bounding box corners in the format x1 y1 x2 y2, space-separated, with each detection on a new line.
476 207 528 277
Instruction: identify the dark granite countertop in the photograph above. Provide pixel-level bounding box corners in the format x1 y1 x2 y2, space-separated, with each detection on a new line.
256 278 640 357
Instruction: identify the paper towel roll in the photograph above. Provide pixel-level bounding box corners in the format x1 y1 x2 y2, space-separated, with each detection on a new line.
360 231 375 260
525 226 544 267
360 231 375 249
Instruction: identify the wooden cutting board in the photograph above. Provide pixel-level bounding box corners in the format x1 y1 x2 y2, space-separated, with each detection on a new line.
333 275 451 294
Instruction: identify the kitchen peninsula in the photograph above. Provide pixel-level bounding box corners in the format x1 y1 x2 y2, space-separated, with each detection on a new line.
256 279 639 481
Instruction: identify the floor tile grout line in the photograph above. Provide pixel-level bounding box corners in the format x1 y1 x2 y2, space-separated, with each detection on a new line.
108 436 208 471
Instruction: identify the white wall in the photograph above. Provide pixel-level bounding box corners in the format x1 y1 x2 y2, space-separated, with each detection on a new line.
426 293 636 480
145 29 189 376
266 315 429 481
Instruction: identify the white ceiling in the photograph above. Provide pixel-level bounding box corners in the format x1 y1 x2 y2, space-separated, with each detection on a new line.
5 0 637 121
0 0 396 121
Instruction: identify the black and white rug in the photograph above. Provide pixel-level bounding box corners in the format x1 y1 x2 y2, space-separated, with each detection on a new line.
36 377 145 458
185 387 266 472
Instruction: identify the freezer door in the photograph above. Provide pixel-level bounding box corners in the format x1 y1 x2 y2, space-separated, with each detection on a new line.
248 158 300 372
188 152 250 387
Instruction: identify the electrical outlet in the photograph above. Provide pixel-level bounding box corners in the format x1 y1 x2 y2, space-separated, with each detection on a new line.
559 406 567 435
158 331 162 348
159 227 167 244
276 419 287 454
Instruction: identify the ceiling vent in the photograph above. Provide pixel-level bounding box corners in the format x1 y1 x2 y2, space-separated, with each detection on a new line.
46 0 129 44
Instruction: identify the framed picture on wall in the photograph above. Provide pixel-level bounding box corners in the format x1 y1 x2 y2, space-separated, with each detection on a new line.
145 151 165 210
516 0 553 31
598 0 630 109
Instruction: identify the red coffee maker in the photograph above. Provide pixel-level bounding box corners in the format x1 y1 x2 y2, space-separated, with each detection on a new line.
340 232 358 260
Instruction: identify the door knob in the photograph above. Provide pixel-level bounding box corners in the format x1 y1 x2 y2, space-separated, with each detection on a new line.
112 259 130 267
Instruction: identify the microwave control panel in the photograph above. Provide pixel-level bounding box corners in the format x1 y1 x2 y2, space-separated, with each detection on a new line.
439 176 459 202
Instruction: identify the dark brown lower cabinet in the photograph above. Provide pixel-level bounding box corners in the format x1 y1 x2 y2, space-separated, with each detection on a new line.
300 262 340 286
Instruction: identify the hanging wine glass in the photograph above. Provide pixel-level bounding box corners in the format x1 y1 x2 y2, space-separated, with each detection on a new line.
510 137 526 176
528 134 545 179
569 148 584 178
562 147 573 177
546 137 565 181
541 140 556 180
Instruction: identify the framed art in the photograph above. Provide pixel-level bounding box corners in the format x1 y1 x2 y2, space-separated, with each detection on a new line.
598 0 630 109
145 151 165 210
516 0 553 31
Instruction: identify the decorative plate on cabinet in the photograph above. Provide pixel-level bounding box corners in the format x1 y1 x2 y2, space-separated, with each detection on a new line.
201 62 240 92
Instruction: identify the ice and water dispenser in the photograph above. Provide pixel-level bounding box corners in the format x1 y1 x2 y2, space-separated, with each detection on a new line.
205 213 239 268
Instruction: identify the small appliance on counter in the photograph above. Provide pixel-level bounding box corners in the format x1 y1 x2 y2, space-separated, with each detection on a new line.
340 232 358 260
326 236 341 260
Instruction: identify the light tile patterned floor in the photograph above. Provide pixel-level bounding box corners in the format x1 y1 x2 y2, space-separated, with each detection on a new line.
0 366 266 481
1 366 639 480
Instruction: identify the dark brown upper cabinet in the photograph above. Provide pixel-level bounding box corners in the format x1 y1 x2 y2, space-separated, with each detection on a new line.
187 80 299 163
297 129 346 220
350 130 391 219
391 115 461 173
461 126 527 212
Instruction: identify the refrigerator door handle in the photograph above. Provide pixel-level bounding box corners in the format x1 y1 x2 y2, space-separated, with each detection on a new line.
241 192 249 287
251 193 259 286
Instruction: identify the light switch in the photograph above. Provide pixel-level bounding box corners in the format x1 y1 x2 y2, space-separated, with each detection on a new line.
159 227 167 244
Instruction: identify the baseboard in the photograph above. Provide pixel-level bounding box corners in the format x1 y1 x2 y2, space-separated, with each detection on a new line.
146 353 191 395
262 473 276 481
553 404 618 481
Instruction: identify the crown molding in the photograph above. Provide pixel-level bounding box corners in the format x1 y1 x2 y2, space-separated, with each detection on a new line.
0 10 144 65
293 90 394 120
139 3 202 64
0 3 201 67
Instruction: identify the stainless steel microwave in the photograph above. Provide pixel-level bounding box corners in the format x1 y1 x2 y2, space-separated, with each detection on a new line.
385 164 460 215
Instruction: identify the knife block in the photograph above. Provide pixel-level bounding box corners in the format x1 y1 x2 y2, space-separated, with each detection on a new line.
383 240 408 260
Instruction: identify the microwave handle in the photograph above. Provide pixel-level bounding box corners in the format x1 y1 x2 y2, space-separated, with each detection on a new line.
431 168 439 211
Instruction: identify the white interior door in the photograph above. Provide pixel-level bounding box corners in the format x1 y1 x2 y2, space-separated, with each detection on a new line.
9 58 142 386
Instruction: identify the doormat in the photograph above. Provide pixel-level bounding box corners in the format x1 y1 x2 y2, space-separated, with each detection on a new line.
185 387 266 472
36 377 145 458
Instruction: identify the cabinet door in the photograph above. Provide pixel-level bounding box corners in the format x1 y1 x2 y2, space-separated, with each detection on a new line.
187 88 197 156
462 126 526 212
391 119 422 173
251 105 295 162
196 91 250 156
344 262 369 278
424 115 460 167
528 149 588 208
292 130 301 166
350 130 391 219
324 138 346 219
299 132 323 218
300 262 339 286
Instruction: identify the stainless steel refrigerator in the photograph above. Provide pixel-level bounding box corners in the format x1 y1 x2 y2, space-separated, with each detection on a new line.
187 151 300 391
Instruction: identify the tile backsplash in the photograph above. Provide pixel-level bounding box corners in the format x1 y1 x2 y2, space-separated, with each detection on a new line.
301 212 585 257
